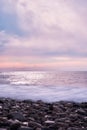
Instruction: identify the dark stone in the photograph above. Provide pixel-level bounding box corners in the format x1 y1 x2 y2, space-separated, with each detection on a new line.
7 112 25 121
75 108 86 115
42 128 53 130
10 122 21 130
80 103 87 108
0 122 10 127
18 127 33 130
0 100 4 104
0 128 7 130
0 98 87 130
28 121 42 128
49 104 53 111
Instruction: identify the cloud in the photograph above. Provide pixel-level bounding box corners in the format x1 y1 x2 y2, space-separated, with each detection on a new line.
17 0 87 39
0 0 87 70
0 0 86 35
0 0 87 39
0 30 87 59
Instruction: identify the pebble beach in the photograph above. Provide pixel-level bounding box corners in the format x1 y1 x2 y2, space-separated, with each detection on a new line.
0 98 87 130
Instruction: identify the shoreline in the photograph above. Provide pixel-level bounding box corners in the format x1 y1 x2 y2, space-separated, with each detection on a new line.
0 98 87 130
0 97 87 103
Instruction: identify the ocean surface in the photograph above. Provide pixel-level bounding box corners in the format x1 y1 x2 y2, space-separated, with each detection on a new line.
0 71 87 102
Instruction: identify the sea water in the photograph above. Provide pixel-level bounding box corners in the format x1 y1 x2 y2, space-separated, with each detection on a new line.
0 71 87 102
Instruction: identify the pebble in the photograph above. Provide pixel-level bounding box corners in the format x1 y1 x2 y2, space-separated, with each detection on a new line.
28 121 43 128
0 98 87 130
22 122 28 126
7 112 26 121
0 129 7 130
75 108 86 115
44 120 55 124
10 122 21 130
18 126 33 130
0 105 2 109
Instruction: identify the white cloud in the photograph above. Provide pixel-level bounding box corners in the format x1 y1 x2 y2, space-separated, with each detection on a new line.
1 0 87 41
17 0 87 39
0 0 87 70
0 30 87 59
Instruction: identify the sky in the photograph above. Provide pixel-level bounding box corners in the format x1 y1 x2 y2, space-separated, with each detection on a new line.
0 0 87 71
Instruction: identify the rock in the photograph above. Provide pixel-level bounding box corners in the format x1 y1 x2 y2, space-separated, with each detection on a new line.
69 113 79 122
7 112 26 121
12 105 20 109
0 99 4 104
0 105 2 109
42 128 53 130
55 122 69 128
7 119 21 126
65 102 73 108
58 128 65 130
28 121 42 128
44 120 55 124
28 117 35 121
83 116 87 122
0 98 87 129
75 108 86 115
22 122 28 126
59 112 67 116
0 117 7 122
80 103 87 108
18 126 33 130
0 129 7 130
44 115 51 118
35 128 42 130
10 122 21 130
67 128 87 130
0 122 10 127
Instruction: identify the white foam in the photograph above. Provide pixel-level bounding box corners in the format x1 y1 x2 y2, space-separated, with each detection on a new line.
0 84 87 102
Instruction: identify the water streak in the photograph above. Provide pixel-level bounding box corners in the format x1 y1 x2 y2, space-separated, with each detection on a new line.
0 71 87 102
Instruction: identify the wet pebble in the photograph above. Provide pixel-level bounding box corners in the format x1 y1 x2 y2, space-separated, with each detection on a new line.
0 98 87 130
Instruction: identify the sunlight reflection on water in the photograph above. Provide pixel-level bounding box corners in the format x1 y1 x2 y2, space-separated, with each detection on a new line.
0 71 87 102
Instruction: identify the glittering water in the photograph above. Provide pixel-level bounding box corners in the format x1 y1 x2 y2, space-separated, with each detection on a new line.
0 71 87 102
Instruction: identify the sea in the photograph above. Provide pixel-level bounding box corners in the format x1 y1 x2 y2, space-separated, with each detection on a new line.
0 71 87 102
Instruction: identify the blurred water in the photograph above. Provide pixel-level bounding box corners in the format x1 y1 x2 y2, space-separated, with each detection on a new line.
0 71 87 102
